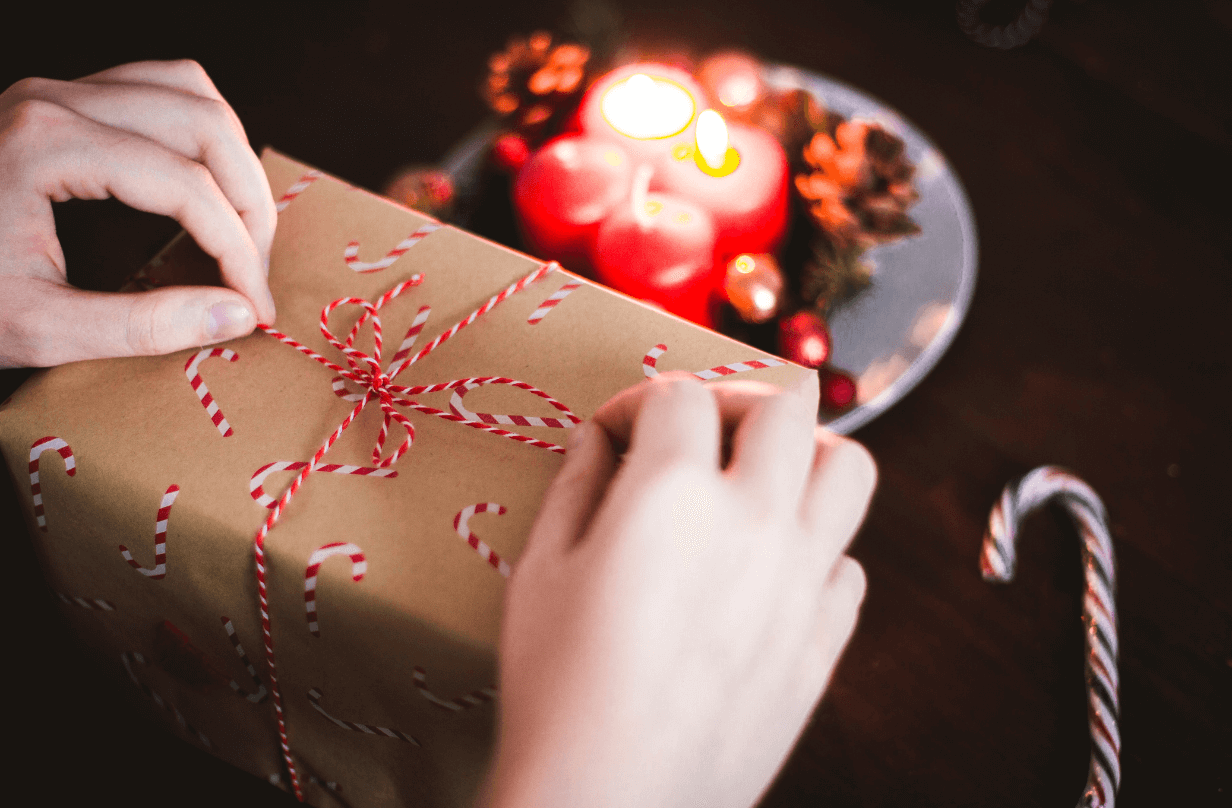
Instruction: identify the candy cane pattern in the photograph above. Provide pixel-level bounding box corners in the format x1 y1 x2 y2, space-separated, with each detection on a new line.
981 465 1120 808
119 484 179 579
305 542 367 637
221 617 267 703
642 343 786 380
56 592 115 611
448 377 581 430
121 652 212 749
411 667 496 712
526 265 578 324
252 262 560 797
344 223 441 273
275 170 322 213
29 436 75 531
185 348 239 437
250 462 397 509
307 688 419 744
453 503 511 577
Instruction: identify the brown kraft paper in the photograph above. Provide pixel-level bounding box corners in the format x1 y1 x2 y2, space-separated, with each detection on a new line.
0 150 809 808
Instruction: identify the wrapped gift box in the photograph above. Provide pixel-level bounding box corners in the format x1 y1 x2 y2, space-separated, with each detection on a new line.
0 151 807 807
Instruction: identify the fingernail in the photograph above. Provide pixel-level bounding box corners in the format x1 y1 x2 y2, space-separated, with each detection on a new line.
206 301 255 340
792 369 821 402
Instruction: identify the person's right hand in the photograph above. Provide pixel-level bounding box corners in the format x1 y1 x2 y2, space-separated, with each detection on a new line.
0 60 276 368
485 372 877 808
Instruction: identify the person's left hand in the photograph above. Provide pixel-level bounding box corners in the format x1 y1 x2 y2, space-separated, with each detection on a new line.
0 60 276 368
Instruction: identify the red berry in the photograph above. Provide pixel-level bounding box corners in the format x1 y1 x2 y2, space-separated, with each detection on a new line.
491 132 531 173
777 311 832 368
819 366 857 411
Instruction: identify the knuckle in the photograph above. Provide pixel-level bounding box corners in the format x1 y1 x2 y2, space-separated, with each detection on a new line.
831 437 878 493
5 76 51 101
2 98 67 141
124 295 169 355
171 59 210 84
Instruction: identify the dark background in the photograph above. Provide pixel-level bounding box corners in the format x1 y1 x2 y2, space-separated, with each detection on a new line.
1 1 1228 806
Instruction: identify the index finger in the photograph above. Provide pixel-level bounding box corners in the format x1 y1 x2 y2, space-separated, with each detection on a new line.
592 375 790 455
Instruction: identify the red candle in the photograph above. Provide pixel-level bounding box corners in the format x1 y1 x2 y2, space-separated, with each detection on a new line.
577 63 705 162
652 109 790 259
513 134 633 271
591 166 719 327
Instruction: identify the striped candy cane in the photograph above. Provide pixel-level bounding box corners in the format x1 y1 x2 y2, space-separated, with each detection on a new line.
344 224 441 273
29 436 75 531
250 462 398 509
642 343 786 380
307 688 419 744
57 592 115 611
221 617 267 703
119 484 179 579
276 170 322 213
453 503 511 577
447 377 581 430
525 265 578 324
305 542 367 637
411 667 496 712
185 348 239 437
121 652 212 749
981 465 1120 808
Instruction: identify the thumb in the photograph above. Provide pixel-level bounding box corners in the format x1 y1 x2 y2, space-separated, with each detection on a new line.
520 421 618 566
30 281 256 365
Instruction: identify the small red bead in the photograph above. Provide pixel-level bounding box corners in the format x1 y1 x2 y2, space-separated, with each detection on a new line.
819 366 857 411
491 132 532 173
777 310 832 368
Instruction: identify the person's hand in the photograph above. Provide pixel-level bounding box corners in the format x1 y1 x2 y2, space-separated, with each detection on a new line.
485 372 877 808
0 60 277 368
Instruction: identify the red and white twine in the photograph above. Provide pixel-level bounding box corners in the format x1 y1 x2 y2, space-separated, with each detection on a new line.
29 436 75 531
185 348 239 437
453 502 511 577
119 484 179 580
981 465 1120 808
304 542 367 637
250 462 397 509
307 688 419 744
642 343 785 380
250 261 568 798
344 224 442 273
411 667 496 712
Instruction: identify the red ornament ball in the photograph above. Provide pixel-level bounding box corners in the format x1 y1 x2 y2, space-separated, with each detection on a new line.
819 366 857 411
777 310 832 368
491 132 532 173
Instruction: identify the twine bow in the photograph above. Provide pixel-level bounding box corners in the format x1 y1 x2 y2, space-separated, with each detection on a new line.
250 261 575 800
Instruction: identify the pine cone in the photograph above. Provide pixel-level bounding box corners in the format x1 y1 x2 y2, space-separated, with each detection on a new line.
795 120 921 250
800 238 873 312
483 32 590 133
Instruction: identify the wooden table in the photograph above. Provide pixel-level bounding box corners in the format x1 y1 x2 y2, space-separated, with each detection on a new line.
2 2 1227 805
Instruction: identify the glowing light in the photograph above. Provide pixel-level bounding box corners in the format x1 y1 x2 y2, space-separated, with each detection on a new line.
718 75 759 108
601 74 696 140
695 110 729 171
733 254 756 274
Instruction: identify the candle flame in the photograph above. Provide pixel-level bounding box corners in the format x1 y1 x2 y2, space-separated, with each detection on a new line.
696 109 729 171
601 73 696 140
